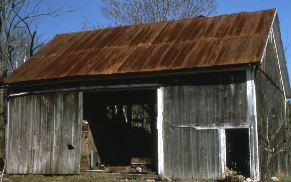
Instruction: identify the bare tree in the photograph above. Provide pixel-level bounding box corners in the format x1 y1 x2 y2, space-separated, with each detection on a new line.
0 0 69 159
259 105 288 180
0 0 68 75
101 0 217 25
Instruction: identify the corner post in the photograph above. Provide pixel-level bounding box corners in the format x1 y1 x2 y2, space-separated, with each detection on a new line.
218 129 226 179
157 88 164 177
5 99 9 173
246 68 260 181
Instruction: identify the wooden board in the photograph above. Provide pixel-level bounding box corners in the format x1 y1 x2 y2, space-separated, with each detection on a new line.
80 120 98 171
256 31 289 178
162 71 247 179
163 128 220 179
5 92 82 174
162 72 247 126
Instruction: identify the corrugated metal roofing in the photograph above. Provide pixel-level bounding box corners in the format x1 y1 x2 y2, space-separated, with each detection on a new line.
5 9 276 84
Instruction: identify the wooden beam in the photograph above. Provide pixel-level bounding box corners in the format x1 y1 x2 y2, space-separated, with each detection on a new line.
218 129 226 179
6 66 248 89
5 100 10 168
8 84 159 98
157 88 164 177
247 68 260 181
171 123 250 129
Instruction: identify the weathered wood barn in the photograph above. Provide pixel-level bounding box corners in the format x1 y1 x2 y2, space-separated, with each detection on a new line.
3 9 291 181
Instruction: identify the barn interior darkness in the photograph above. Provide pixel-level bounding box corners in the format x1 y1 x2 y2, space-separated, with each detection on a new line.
83 89 157 172
226 129 250 177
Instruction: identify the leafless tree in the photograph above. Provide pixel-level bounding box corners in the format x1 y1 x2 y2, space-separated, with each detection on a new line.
258 95 289 180
0 0 70 159
0 0 68 76
261 107 287 180
101 0 217 25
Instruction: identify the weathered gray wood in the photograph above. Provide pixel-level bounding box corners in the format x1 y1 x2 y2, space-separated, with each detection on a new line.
162 71 247 180
162 73 247 126
6 92 82 174
80 121 98 170
0 87 6 159
163 127 219 179
246 69 260 181
256 31 289 179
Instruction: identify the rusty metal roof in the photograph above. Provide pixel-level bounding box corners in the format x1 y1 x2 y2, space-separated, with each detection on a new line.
5 9 276 84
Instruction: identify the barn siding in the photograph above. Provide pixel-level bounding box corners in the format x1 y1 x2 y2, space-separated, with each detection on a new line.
162 71 247 180
5 92 82 174
255 26 290 177
0 88 6 159
164 128 220 179
163 72 247 126
255 29 289 179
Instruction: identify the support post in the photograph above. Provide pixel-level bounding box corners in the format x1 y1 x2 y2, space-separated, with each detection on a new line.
246 68 260 181
218 129 226 179
157 88 164 177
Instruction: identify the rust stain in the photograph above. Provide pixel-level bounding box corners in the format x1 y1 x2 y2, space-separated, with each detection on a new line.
5 9 276 84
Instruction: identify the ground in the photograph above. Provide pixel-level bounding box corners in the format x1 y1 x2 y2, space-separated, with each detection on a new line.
3 175 291 182
3 175 139 182
2 175 212 182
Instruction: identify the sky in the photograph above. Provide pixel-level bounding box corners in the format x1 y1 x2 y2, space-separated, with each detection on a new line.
35 0 291 74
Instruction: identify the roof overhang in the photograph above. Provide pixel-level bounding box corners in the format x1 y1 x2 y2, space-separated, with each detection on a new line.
4 9 276 85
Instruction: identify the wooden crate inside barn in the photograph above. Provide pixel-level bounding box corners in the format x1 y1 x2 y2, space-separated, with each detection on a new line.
131 158 152 173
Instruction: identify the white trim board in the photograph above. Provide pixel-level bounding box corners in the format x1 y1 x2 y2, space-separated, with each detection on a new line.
271 28 287 112
218 129 226 179
171 123 250 130
157 88 164 176
246 68 260 181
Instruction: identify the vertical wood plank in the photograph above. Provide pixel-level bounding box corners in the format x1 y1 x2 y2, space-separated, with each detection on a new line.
162 71 247 180
6 92 82 174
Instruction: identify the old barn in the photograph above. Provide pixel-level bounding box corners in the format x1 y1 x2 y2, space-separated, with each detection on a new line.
3 9 291 181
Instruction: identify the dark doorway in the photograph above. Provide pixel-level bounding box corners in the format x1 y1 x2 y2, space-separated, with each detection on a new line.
82 89 157 173
226 128 250 177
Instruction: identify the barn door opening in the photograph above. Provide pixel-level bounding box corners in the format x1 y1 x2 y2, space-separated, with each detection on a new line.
226 128 250 177
82 89 157 173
